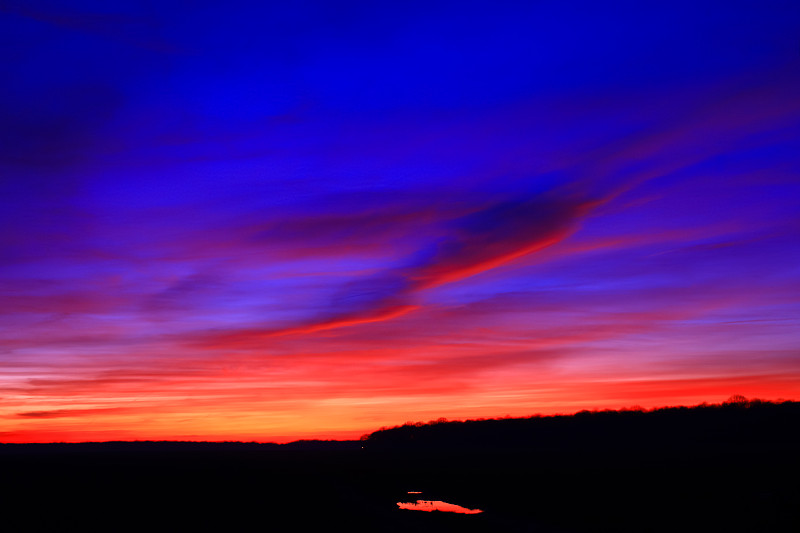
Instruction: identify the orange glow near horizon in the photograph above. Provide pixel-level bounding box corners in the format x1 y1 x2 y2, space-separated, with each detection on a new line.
3 372 797 443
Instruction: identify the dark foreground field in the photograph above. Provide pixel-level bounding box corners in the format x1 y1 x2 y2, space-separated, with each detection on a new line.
3 400 799 532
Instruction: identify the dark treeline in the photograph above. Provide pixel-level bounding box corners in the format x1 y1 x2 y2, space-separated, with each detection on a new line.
5 396 796 454
362 396 800 453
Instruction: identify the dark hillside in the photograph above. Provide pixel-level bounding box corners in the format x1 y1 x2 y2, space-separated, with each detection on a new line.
361 397 800 532
362 397 800 454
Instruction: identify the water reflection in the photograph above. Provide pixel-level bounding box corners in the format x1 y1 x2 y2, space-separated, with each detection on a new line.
397 492 483 514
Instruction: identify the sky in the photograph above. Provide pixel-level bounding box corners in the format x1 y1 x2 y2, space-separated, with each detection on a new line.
1 0 799 443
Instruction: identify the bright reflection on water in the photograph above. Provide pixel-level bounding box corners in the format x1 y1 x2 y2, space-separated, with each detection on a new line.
397 492 483 514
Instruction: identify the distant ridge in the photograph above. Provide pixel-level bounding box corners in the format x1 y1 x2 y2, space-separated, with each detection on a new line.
0 439 361 453
361 397 800 452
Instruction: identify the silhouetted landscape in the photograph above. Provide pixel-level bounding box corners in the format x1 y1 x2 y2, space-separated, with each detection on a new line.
5 4 799 531
4 397 798 532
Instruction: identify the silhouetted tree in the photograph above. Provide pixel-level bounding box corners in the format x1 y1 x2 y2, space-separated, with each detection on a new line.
725 394 749 406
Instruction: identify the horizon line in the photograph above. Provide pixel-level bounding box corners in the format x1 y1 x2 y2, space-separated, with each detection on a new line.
3 395 793 446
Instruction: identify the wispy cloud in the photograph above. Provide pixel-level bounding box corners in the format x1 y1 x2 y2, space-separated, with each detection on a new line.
201 188 600 345
15 407 128 419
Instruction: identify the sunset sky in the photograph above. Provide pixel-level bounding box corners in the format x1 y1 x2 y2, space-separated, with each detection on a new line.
2 1 799 443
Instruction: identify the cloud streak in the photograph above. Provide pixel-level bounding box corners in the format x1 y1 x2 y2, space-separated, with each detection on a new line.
203 189 600 345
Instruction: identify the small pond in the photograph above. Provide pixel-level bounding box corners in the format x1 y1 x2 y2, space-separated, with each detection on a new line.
396 491 483 514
